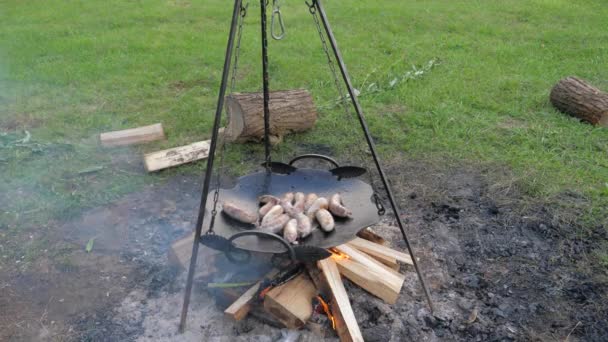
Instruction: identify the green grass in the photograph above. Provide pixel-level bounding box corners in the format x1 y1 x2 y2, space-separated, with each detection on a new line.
0 1 606 246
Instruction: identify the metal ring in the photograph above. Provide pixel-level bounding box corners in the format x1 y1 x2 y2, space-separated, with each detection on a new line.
228 230 296 262
305 1 316 14
288 154 340 168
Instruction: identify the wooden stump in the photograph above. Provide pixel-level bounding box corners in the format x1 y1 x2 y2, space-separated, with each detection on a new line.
225 89 317 144
550 76 608 126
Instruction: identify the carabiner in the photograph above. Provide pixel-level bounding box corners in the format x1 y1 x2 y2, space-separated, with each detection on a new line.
271 4 285 40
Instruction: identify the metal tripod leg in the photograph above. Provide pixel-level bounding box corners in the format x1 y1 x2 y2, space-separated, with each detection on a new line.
313 0 435 313
178 0 243 333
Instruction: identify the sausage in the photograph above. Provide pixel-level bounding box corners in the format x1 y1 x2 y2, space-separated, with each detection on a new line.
304 193 318 211
329 194 352 218
280 199 300 218
260 214 290 234
315 209 335 232
306 197 329 221
260 205 284 227
222 201 258 224
295 213 312 238
281 192 295 204
293 192 306 212
283 219 299 244
259 195 280 204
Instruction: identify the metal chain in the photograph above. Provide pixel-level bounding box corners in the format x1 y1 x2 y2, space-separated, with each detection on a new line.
208 2 249 233
261 0 272 167
307 1 382 204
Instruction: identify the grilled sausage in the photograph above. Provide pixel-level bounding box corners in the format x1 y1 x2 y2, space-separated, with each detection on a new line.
283 219 299 244
293 192 306 212
295 213 312 238
280 199 300 218
222 201 258 224
281 192 295 204
259 194 280 204
306 197 329 221
315 209 335 232
329 193 352 218
304 193 318 211
261 205 284 226
260 214 290 234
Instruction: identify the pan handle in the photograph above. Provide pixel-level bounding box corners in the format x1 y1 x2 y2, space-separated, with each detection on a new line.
288 154 340 168
228 230 296 262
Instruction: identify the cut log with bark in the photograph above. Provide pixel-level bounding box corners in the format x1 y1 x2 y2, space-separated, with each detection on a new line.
550 76 608 126
263 272 317 329
100 123 165 147
317 258 364 342
224 89 317 144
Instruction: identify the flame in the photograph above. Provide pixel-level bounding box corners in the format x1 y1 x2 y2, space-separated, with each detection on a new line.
316 295 336 330
329 248 350 261
259 286 272 300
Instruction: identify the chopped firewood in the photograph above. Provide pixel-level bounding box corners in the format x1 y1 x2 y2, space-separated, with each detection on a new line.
333 245 405 304
144 140 210 172
167 232 220 275
224 268 279 321
347 240 399 271
317 258 364 342
347 237 413 266
356 227 386 245
100 123 165 147
263 273 317 329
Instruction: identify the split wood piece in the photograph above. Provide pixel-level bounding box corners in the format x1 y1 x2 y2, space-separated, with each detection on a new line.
348 237 413 266
263 273 317 329
317 257 364 342
100 123 165 147
356 227 387 246
224 268 280 321
144 140 210 172
167 232 220 276
347 240 399 271
225 89 317 144
550 76 608 126
333 245 405 304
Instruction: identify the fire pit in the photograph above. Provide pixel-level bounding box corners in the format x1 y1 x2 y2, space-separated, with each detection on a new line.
178 0 434 339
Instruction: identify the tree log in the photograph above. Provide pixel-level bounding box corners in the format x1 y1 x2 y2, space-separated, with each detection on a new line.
550 76 608 126
225 89 317 143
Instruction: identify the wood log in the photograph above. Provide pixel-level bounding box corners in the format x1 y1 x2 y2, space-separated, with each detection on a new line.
100 123 165 147
550 76 608 126
144 140 210 172
224 268 280 321
317 258 364 342
356 227 387 246
348 237 413 266
225 89 317 143
263 272 317 329
333 245 405 304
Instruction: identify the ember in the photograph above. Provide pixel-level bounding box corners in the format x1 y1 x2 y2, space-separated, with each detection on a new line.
315 295 336 330
329 248 350 261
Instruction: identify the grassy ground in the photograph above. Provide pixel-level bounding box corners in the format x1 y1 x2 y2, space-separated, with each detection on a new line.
1 0 607 262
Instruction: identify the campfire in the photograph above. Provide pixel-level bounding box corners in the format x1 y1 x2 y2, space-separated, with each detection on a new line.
209 228 415 341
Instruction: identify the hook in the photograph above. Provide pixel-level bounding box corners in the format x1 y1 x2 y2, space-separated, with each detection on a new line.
271 4 285 40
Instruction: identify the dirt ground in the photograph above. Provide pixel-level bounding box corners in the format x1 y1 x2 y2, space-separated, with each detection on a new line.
1 159 606 341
